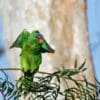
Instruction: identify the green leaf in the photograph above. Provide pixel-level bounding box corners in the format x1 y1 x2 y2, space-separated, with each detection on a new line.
67 70 79 76
74 59 77 69
56 75 60 83
2 80 7 92
81 68 87 72
79 60 86 70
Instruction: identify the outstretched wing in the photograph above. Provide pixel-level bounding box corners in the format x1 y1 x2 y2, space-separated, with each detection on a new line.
40 39 55 53
10 29 30 49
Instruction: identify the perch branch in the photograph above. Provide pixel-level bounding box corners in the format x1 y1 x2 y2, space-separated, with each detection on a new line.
0 68 20 70
0 68 87 81
0 67 53 75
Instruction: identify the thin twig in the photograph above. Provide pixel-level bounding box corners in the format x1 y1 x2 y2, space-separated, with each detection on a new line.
0 68 53 75
0 68 20 70
0 68 86 82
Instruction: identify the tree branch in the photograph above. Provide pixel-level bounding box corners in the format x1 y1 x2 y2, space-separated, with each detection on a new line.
0 68 87 82
0 67 53 75
0 68 20 71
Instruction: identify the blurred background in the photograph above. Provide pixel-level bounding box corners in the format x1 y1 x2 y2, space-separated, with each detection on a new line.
0 16 9 67
0 0 99 80
87 0 100 81
0 0 100 99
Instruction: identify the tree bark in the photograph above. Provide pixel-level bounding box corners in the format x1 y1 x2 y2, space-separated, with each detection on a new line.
0 0 95 84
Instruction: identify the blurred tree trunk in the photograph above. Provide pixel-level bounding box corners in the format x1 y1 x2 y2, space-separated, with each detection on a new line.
0 0 95 84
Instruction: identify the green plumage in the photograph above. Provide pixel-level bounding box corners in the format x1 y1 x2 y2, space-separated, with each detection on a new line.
10 29 54 76
20 31 42 73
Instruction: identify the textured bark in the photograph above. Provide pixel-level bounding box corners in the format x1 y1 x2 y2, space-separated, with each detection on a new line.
0 0 95 84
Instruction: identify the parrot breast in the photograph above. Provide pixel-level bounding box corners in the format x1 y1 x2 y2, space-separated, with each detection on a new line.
20 42 42 73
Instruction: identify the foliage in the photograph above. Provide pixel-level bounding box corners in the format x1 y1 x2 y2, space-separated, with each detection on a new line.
0 60 99 100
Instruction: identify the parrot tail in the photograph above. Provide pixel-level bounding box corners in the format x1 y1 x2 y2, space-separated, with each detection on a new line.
18 71 34 92
24 71 34 82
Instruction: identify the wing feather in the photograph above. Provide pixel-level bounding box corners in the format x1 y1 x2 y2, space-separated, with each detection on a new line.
10 29 30 49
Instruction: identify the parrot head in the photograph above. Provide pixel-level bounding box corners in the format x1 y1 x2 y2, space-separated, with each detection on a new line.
32 30 55 53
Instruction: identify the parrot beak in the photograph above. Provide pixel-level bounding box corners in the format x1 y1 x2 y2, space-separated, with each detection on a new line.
41 40 55 53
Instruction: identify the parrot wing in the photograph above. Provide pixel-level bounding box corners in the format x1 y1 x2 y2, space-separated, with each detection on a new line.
10 29 30 49
40 39 55 53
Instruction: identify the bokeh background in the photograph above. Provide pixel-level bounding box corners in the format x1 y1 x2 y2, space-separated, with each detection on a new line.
0 0 100 81
87 0 100 81
0 0 100 79
0 0 100 99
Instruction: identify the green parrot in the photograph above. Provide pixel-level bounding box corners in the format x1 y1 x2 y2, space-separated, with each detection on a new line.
10 29 55 77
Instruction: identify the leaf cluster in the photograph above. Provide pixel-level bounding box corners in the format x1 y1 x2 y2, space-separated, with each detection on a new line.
0 60 99 100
